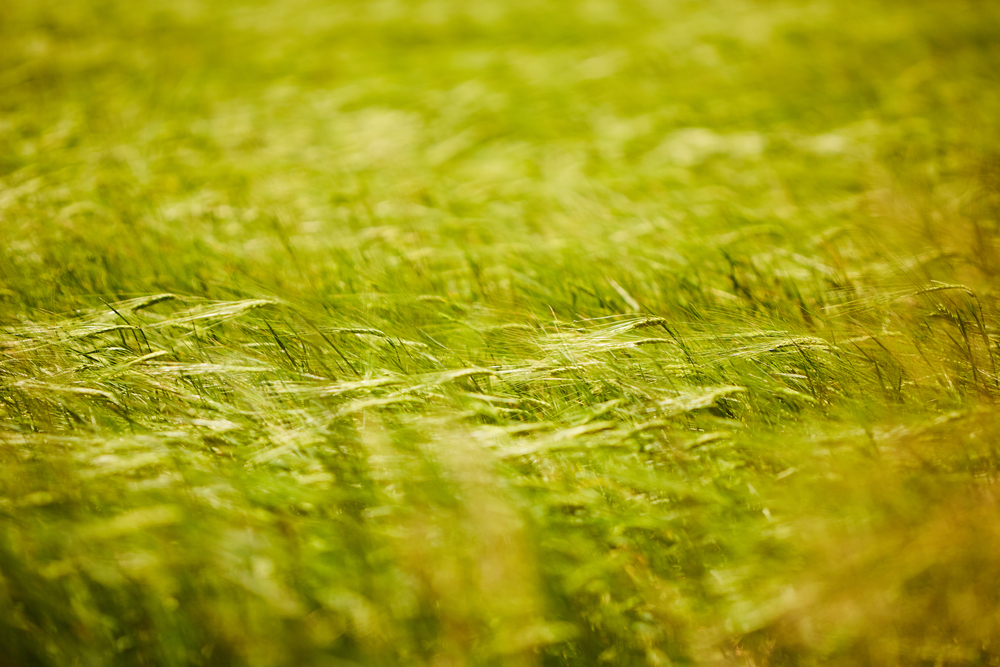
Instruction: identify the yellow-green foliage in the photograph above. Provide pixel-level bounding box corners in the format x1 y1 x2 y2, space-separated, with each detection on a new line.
1 0 1000 665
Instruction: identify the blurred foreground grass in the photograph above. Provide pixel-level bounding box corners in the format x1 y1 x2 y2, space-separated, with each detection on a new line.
2 0 1000 664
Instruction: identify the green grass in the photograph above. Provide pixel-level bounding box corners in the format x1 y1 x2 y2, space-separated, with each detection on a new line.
2 0 1000 664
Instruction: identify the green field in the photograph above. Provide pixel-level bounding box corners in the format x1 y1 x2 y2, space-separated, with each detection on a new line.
2 0 1000 664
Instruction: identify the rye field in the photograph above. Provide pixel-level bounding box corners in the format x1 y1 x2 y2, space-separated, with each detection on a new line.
2 0 1000 664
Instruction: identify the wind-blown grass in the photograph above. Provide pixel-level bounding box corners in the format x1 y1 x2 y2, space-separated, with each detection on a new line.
2 0 1000 665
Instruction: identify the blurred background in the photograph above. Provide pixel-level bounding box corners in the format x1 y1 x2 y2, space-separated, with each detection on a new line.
2 0 997 313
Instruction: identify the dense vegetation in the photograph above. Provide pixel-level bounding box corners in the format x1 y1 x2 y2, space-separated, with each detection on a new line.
2 0 1000 664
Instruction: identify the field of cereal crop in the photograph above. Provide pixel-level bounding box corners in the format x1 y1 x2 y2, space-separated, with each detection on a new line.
2 1 1000 664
